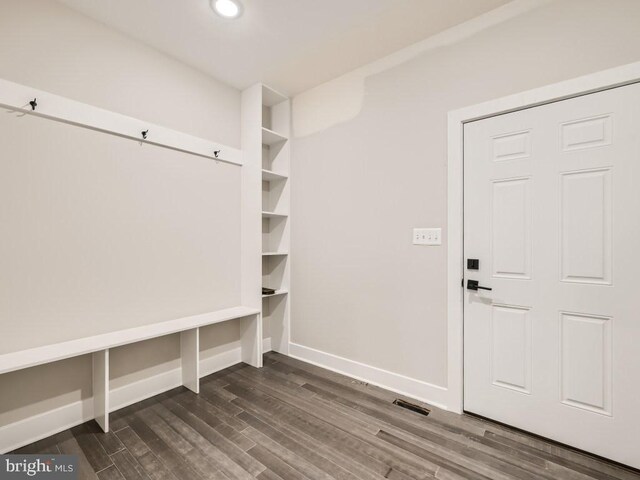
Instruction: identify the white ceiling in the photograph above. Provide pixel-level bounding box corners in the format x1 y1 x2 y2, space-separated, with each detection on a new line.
56 0 511 95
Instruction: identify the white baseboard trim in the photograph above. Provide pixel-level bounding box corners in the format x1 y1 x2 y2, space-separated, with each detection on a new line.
0 398 94 454
288 342 449 410
262 337 272 354
109 368 183 414
0 338 273 453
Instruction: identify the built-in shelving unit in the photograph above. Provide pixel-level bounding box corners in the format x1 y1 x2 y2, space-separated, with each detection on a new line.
260 85 290 356
242 83 291 356
0 306 260 434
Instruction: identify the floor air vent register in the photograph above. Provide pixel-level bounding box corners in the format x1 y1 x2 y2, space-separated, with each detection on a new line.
393 398 431 417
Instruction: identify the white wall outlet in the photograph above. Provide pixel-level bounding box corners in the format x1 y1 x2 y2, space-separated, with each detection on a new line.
413 228 442 246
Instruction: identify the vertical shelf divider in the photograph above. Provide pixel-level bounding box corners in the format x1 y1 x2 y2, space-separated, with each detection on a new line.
240 313 263 367
92 349 109 432
180 328 200 393
241 84 266 368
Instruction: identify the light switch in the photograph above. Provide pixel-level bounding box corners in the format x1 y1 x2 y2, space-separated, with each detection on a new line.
413 228 442 246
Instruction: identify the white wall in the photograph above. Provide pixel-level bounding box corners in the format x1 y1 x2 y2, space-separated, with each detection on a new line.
0 112 242 353
0 0 239 144
0 0 242 438
291 0 640 402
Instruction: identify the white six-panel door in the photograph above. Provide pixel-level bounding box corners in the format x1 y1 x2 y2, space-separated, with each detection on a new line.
463 83 640 468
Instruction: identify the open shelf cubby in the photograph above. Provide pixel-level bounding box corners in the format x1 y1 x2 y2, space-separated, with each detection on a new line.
262 175 287 214
262 290 288 357
263 253 287 292
262 215 287 253
262 142 287 172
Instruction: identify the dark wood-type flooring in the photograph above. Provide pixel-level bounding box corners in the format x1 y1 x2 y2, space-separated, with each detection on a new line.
13 352 640 479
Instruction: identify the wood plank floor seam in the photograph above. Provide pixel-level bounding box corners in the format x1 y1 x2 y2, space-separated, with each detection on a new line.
11 352 640 480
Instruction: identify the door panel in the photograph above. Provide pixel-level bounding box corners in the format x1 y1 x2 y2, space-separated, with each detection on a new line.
492 177 532 279
560 168 612 284
560 311 612 416
463 82 640 468
491 305 532 394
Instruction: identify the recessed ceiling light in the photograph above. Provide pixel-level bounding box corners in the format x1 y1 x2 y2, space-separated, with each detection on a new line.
211 0 243 19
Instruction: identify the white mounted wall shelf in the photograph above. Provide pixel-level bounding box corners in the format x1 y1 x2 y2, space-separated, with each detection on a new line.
262 290 289 299
0 307 259 375
262 211 289 219
262 169 289 181
262 127 288 146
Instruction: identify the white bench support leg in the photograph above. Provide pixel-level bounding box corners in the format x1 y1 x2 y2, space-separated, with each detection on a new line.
92 349 109 432
240 313 263 368
180 328 200 394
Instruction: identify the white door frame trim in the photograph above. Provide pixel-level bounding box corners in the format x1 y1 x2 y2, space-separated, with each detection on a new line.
446 61 640 414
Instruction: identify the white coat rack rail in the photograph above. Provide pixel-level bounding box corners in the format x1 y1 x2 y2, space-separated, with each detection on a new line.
0 78 242 166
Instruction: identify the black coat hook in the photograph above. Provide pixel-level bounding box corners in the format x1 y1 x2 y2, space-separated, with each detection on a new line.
141 129 149 140
214 150 221 158
29 98 37 111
